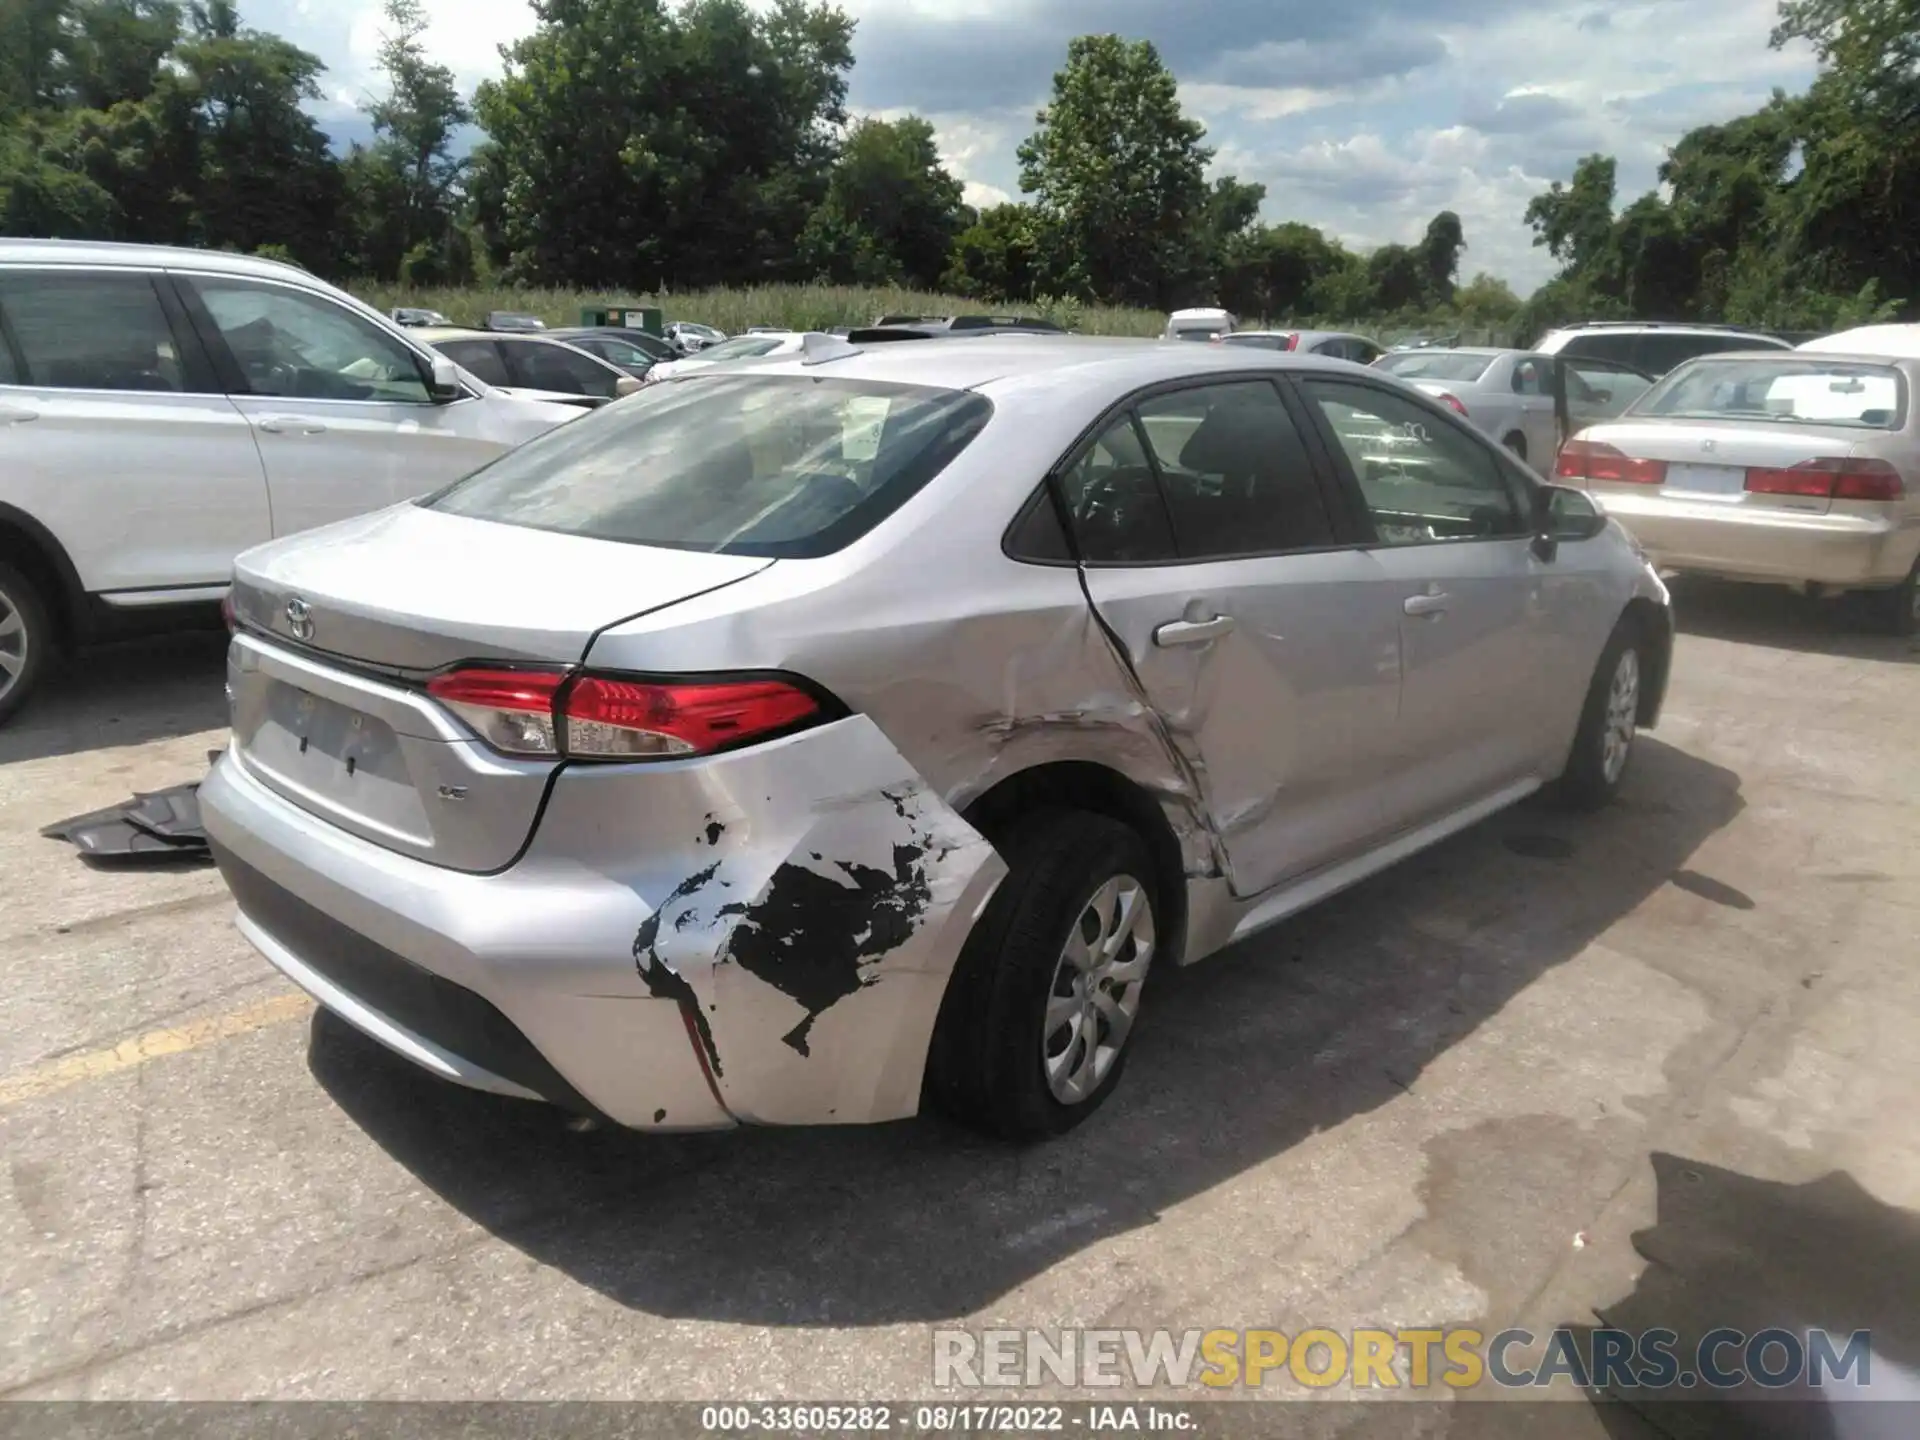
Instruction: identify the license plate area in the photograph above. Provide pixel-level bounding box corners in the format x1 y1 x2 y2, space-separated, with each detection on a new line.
1662 463 1747 497
237 679 431 842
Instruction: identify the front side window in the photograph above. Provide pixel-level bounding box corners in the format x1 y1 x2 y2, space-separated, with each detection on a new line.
1302 379 1526 546
190 278 431 403
507 341 619 398
0 270 186 392
428 375 992 558
1134 382 1335 558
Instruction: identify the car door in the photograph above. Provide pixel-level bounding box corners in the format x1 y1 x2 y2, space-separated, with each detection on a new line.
1509 354 1561 463
0 266 269 598
1552 357 1658 449
1063 378 1406 897
178 274 511 537
1294 374 1553 831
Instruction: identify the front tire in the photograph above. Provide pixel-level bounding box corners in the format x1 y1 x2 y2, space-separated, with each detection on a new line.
0 561 52 726
1555 621 1645 811
925 811 1159 1141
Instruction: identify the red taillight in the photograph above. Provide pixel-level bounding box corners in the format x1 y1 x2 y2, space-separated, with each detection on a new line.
220 592 237 634
1745 456 1904 502
1437 392 1470 417
426 668 824 760
564 676 820 758
1283 333 1301 351
427 668 567 755
1556 439 1667 486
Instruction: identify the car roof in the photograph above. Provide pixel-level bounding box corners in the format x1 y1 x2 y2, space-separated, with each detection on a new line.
416 327 565 344
1798 325 1920 358
692 333 1377 396
0 237 319 282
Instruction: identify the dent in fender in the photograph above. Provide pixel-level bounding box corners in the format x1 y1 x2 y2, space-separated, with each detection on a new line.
629 719 1002 1125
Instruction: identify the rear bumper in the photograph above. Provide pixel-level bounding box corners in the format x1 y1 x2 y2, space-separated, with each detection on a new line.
1600 492 1919 588
200 716 1005 1130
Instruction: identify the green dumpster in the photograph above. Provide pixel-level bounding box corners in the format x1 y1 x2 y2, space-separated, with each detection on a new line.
579 304 664 335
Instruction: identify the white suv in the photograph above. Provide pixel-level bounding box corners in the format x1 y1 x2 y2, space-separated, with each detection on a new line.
1532 321 1793 376
0 241 579 722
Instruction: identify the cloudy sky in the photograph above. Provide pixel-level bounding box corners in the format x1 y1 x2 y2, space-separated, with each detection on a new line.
268 0 1818 294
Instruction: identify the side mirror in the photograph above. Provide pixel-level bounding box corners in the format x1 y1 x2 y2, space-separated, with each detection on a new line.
426 355 463 404
1533 483 1608 560
614 375 644 398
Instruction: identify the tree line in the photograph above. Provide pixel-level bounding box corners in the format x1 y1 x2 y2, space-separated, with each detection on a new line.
0 0 1910 333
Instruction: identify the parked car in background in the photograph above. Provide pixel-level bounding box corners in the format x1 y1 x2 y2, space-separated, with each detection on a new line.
202 334 1671 1143
1164 308 1236 342
415 328 643 410
391 307 449 328
1533 321 1792 375
0 240 578 723
541 326 675 377
483 312 547 333
1556 350 1920 632
1374 348 1656 469
645 331 820 380
1799 325 1920 359
1216 330 1384 365
665 321 727 354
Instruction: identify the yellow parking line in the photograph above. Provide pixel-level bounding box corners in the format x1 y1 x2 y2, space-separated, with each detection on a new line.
0 992 313 1109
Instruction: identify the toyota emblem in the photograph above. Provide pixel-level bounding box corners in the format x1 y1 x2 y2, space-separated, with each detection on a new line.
1700 438 1717 453
285 597 315 641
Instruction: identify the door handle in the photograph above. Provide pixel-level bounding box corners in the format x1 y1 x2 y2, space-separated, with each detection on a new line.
1403 592 1451 617
0 403 39 425
258 416 327 435
1154 615 1236 647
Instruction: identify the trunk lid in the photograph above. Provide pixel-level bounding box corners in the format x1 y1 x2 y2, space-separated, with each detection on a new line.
1573 418 1878 516
227 504 772 872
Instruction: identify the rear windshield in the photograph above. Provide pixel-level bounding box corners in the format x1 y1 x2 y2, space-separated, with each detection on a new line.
425 375 994 558
1633 358 1906 429
691 336 784 363
1376 352 1496 382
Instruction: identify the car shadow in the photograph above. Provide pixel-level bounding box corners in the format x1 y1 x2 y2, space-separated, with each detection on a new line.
1575 1154 1920 1439
1668 577 1918 664
0 630 229 767
309 737 1745 1328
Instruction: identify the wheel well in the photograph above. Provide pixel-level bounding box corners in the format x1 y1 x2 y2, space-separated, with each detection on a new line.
1621 597 1671 726
0 510 83 653
961 761 1190 965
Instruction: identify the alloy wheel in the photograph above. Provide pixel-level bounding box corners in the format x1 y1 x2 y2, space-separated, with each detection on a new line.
1042 875 1155 1105
1602 648 1640 785
0 583 28 704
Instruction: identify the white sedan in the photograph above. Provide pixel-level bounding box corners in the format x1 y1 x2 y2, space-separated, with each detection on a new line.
646 331 823 382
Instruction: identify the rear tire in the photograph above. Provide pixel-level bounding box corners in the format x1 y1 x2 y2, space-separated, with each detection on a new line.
925 810 1159 1141
0 561 52 726
1867 558 1920 637
1555 620 1645 811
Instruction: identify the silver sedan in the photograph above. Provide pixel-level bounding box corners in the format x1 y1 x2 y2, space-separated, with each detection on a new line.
201 336 1674 1140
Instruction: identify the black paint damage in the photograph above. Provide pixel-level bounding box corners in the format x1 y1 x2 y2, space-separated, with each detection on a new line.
632 861 724 1076
629 788 946 1067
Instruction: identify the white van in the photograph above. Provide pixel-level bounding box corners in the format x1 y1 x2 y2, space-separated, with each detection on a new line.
1164 308 1237 343
0 240 580 722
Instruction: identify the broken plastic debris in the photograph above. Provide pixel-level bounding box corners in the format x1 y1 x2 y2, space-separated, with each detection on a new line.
42 782 210 867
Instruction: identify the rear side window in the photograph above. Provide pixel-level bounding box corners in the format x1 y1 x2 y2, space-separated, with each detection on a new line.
1056 414 1176 563
1134 382 1335 557
436 339 510 387
0 270 186 392
428 375 993 558
1558 333 1641 367
1637 332 1779 374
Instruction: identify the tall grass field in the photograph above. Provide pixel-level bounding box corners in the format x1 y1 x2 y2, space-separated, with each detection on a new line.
348 282 1168 337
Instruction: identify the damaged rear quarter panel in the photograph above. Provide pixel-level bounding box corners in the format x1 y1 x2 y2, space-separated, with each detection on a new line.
610 716 1005 1125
